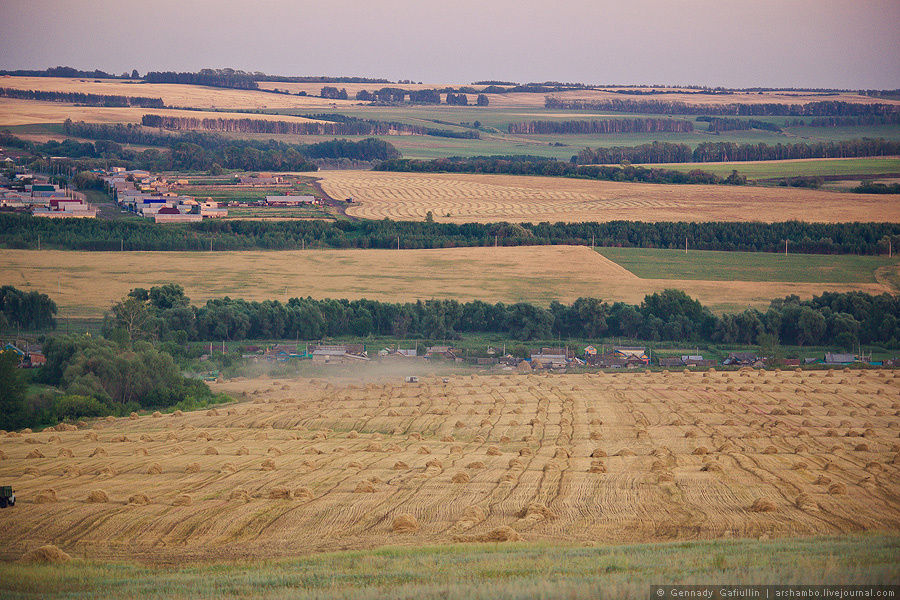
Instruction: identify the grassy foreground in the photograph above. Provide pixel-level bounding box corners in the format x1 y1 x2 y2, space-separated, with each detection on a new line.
1 535 897 600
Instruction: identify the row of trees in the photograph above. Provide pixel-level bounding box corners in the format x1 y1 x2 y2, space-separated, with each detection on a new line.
106 285 900 350
545 97 900 117
699 117 782 132
507 118 694 134
376 156 744 185
354 88 489 106
575 138 900 164
143 69 259 89
0 87 164 108
140 113 476 138
3 212 897 255
786 115 900 127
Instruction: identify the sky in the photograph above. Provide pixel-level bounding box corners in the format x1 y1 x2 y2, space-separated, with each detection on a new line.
2 0 899 88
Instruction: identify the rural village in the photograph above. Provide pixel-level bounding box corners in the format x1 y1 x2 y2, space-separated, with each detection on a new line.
0 2 899 598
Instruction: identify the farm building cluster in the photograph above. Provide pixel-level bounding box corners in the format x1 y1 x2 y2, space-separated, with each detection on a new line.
101 167 227 222
0 170 96 218
203 341 891 371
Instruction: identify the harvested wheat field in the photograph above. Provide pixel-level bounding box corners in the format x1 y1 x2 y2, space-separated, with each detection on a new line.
317 170 900 223
0 77 355 113
1 247 894 318
1 369 898 563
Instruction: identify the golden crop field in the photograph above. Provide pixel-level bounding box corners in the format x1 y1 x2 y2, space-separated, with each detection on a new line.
0 76 355 111
317 170 900 224
1 369 898 562
1 246 895 318
0 98 331 127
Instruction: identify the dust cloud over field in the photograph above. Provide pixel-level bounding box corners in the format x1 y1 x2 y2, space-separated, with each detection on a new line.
1 247 894 318
1 369 898 562
317 171 900 224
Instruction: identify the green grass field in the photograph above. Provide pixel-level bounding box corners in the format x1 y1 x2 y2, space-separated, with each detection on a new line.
1 535 896 599
597 247 898 285
634 157 900 180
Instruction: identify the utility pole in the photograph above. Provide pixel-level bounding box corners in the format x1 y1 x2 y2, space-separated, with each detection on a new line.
785 239 788 255
685 236 688 254
397 236 400 250
210 238 213 252
591 234 595 250
37 235 40 251
121 239 124 252
494 234 498 248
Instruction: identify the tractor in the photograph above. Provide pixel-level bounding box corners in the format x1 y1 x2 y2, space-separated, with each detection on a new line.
0 486 15 508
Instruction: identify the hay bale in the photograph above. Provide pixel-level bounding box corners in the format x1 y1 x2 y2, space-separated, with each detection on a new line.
691 447 709 455
417 446 431 455
261 459 276 471
294 487 314 501
26 449 44 459
476 526 520 542
391 513 419 533
147 463 162 474
57 448 74 458
518 503 554 520
229 489 250 502
614 449 635 456
854 443 869 452
589 460 606 473
451 472 470 483
86 490 109 503
268 487 292 500
128 493 150 505
827 483 846 495
172 410 183 417
185 462 201 473
204 446 219 455
591 448 607 458
518 447 532 456
393 461 409 470
172 494 192 506
89 447 107 458
34 489 58 504
749 498 776 512
467 461 485 470
366 442 383 452
237 446 250 455
20 545 72 564
700 462 723 473
425 459 443 469
347 430 359 439
657 471 675 482
354 480 376 493
487 446 501 456
762 446 778 454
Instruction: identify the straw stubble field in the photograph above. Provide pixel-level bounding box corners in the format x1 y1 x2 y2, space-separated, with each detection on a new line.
317 170 900 224
1 369 898 563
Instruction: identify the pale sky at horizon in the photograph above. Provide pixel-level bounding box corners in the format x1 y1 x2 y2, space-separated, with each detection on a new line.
2 0 899 88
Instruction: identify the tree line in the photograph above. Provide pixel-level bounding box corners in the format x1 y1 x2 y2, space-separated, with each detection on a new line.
141 113 478 139
2 212 897 256
697 117 782 132
0 87 164 108
785 115 900 127
354 88 489 106
507 118 694 134
545 97 900 117
143 69 259 89
102 285 900 351
575 138 900 164
376 156 745 185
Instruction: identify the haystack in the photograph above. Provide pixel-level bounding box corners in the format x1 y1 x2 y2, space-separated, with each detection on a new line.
749 498 776 512
391 514 419 533
172 494 192 506
86 490 109 503
128 493 150 505
20 545 72 564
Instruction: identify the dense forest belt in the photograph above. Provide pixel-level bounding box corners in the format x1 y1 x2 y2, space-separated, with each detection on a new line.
545 97 900 117
0 87 164 108
575 138 900 164
1 214 897 255
699 117 782 132
507 118 694 134
140 114 478 139
786 115 900 127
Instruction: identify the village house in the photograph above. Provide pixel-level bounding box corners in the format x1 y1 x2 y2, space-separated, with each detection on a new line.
424 346 459 360
311 343 368 364
824 352 856 365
